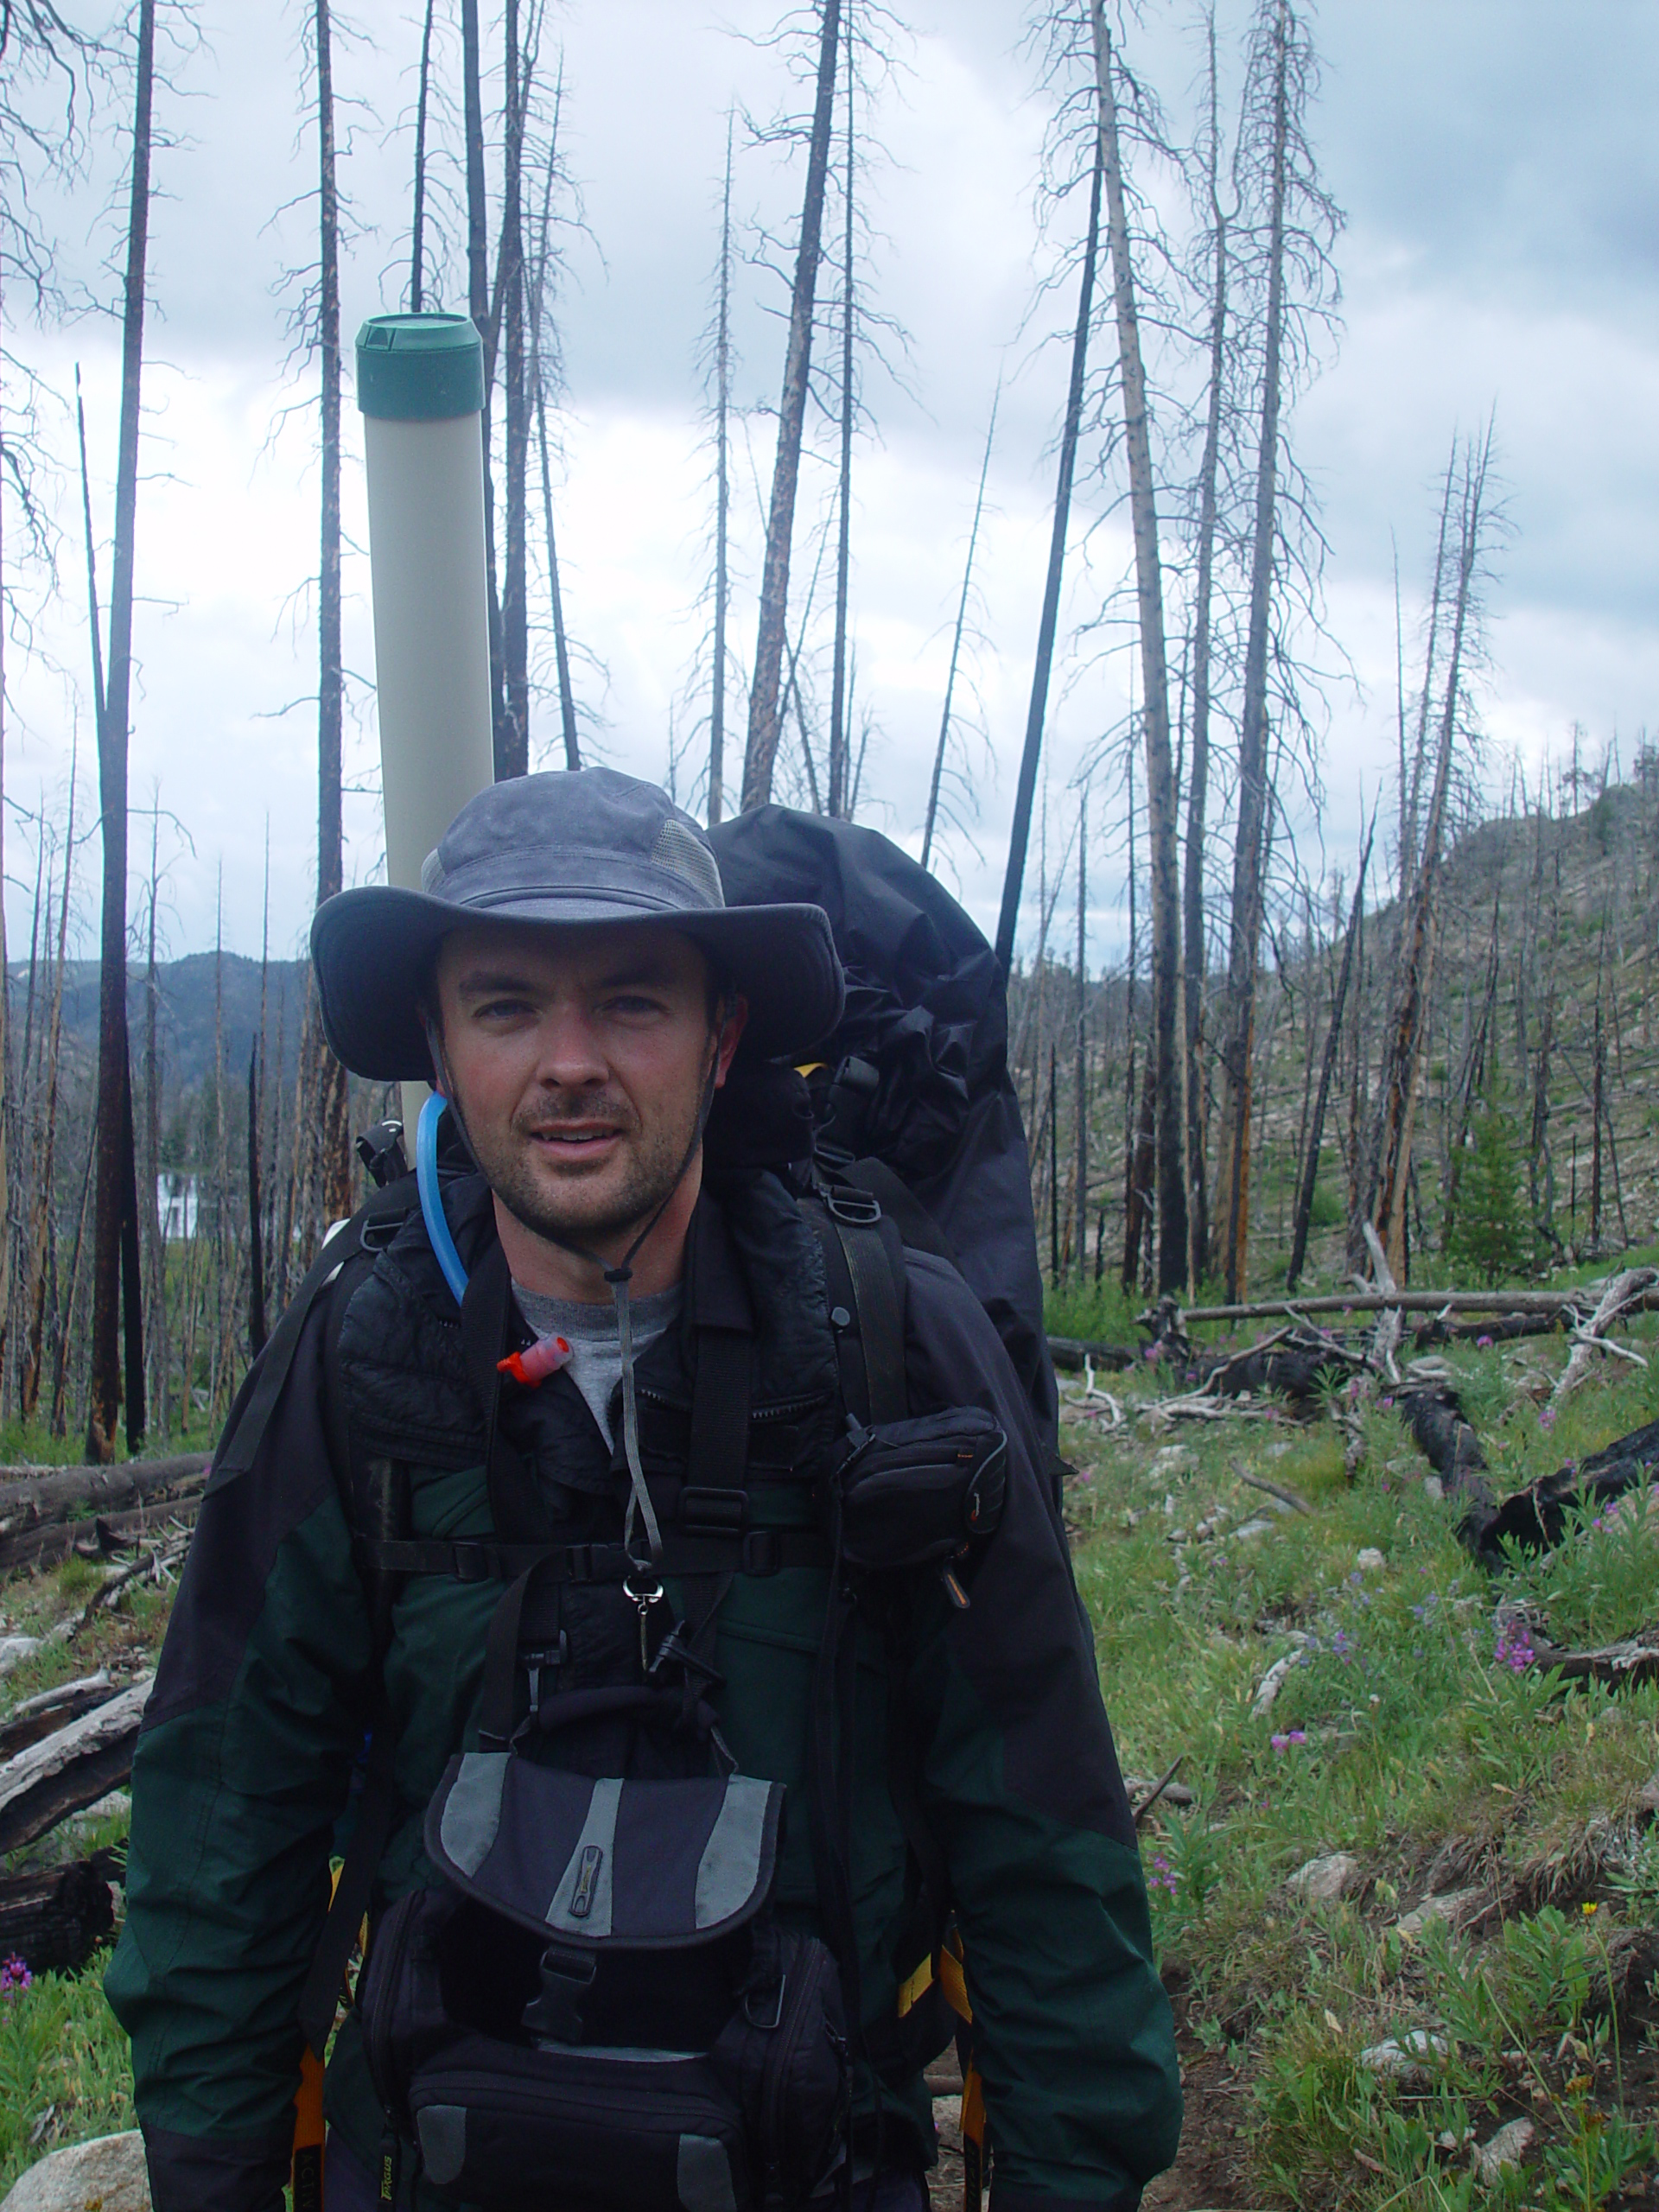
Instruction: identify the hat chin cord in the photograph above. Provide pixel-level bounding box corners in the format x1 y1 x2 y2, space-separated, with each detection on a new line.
415 1036 728 1588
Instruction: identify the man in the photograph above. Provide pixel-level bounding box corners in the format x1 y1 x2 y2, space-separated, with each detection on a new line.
108 768 1180 2212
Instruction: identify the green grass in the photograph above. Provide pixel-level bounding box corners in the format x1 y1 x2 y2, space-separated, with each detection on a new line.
1064 1333 1659 2209
0 1961 135 2191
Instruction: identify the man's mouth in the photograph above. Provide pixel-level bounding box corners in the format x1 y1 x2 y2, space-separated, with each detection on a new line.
527 1125 622 1160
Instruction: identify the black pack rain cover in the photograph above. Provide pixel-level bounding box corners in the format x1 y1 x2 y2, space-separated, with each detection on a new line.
709 806 1058 1455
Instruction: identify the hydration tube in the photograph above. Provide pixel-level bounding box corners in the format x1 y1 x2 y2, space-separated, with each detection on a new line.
416 1091 471 1307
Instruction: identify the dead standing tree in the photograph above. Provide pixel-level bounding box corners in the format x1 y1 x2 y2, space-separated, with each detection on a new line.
299 0 354 1244
994 138 1103 975
741 0 841 810
1089 0 1187 1292
1209 0 1339 1300
87 0 156 1461
1364 424 1498 1283
1179 6 1235 1287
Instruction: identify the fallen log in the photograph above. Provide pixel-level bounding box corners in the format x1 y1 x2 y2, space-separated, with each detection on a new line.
0 1491 206 1576
1140 1287 1659 1327
1048 1338 1138 1374
1467 1419 1659 1566
0 1852 120 1973
0 1674 115 1763
1530 1627 1659 1692
0 1674 152 1857
0 1453 210 1533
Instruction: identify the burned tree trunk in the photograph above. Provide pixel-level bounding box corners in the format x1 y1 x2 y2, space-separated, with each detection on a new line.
499 0 531 778
994 141 1103 975
827 22 855 819
708 112 735 824
1090 0 1186 1292
1211 0 1291 1306
461 0 508 768
922 385 995 870
1367 427 1492 1281
1183 13 1231 1288
1287 818 1371 1290
741 0 841 810
312 0 353 1233
87 0 155 1461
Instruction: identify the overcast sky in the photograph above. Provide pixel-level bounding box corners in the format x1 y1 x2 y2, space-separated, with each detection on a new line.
7 0 1657 970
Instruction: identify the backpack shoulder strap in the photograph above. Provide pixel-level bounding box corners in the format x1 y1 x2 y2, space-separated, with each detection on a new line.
799 1185 908 1425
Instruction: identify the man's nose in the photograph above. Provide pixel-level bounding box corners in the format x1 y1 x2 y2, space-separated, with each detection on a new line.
533 1002 609 1089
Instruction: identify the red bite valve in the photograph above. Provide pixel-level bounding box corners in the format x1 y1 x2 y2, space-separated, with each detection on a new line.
497 1334 574 1388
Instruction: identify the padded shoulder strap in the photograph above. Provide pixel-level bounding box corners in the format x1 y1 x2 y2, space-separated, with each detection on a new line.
801 1189 908 1426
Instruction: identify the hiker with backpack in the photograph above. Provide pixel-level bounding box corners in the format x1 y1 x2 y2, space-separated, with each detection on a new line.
106 767 1180 2212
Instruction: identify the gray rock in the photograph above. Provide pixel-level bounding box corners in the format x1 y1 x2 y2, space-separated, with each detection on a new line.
1356 1548 1386 1572
1287 1852 1362 1904
1233 1517 1274 1541
0 2132 150 2211
1473 2118 1534 2180
1395 1887 1484 1938
1421 1475 1445 1501
1358 2029 1449 2077
0 1636 42 1678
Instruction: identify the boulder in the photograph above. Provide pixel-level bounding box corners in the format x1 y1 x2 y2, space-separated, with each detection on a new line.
0 2133 150 2212
1395 1886 1484 1939
1473 2118 1535 2182
1287 1852 1362 1904
1358 2029 1449 2079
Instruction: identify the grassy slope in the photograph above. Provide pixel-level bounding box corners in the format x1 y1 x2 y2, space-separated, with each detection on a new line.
1066 1321 1659 2211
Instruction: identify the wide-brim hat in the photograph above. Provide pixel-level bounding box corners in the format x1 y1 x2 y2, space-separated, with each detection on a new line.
312 767 844 1080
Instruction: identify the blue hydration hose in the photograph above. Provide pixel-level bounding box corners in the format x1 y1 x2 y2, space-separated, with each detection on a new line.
416 1091 470 1308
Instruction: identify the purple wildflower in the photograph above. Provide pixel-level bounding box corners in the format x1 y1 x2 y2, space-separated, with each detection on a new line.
1143 1344 1161 1363
1148 1853 1178 1895
1477 1335 1494 1351
1539 1406 1557 1432
1494 1624 1535 1673
1270 1730 1309 1751
0 1955 30 1999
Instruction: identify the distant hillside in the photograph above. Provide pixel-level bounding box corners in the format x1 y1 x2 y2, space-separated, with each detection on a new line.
6 954 309 1095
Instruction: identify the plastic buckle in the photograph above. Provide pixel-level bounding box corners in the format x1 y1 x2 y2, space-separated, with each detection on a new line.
681 1486 747 1537
823 1185 880 1227
451 1543 493 1583
565 1543 596 1584
523 1636 568 1718
741 1529 781 1577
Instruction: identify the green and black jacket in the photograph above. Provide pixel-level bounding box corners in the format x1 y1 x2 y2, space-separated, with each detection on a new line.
105 1169 1180 2211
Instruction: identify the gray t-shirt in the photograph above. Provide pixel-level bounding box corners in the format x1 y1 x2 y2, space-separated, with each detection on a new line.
512 1281 683 1449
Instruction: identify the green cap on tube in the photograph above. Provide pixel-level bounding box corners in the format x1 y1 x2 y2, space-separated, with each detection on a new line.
355 314 484 421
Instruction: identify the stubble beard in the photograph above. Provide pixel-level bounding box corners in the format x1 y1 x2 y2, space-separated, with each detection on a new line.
472 1083 705 1257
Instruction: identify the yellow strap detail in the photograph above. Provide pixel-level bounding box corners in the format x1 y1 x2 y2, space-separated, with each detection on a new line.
938 1945 971 2023
291 1863 345 2199
896 1950 936 2018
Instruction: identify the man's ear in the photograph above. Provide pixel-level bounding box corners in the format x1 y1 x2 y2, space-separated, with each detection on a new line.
421 1010 454 1100
713 996 749 1090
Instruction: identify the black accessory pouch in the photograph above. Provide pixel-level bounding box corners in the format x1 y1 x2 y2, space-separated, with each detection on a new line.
361 1756 849 2212
833 1408 1007 1575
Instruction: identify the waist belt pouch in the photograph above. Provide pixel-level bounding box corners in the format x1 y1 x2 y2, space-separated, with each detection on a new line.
361 1758 848 2211
835 1408 1007 1573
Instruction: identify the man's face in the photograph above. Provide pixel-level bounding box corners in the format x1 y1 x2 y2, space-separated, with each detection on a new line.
432 919 745 1260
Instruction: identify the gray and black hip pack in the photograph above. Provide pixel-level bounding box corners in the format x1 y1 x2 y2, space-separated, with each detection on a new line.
361 1595 849 2212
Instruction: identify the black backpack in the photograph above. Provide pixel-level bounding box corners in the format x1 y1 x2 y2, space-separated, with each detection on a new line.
709 807 1056 1460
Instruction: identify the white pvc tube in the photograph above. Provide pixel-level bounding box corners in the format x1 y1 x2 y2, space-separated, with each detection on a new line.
358 315 496 1130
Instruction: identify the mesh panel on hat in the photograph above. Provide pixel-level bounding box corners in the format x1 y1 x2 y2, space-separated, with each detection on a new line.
650 817 724 908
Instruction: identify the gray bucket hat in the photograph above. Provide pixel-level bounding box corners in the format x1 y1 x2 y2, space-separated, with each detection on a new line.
311 767 844 1080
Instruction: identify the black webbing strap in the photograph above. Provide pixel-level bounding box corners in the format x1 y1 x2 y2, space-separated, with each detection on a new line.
461 1240 552 1545
297 1716 397 2058
806 1195 909 1429
353 1529 830 1583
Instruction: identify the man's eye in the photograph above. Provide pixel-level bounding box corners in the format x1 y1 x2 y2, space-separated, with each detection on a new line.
477 998 533 1020
604 995 666 1017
